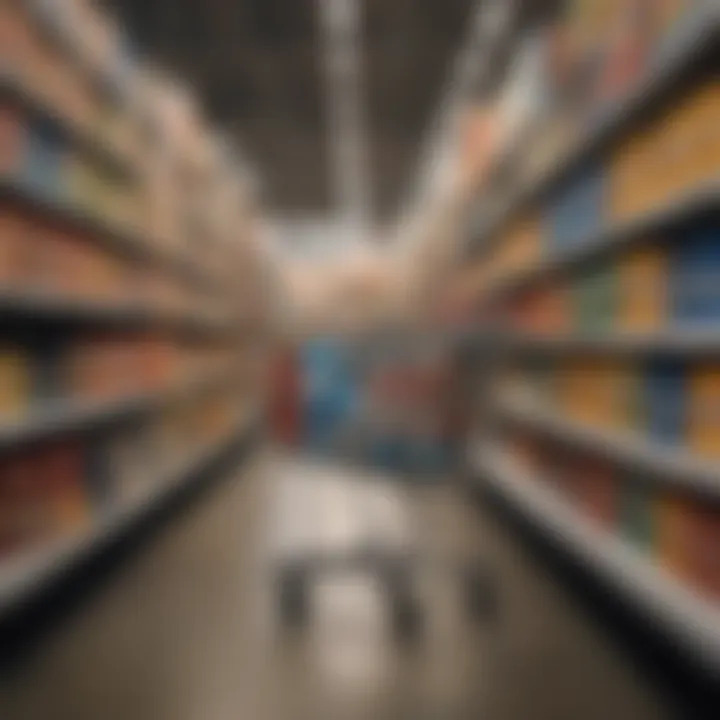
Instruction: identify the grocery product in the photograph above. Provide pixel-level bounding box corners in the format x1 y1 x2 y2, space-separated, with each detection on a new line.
0 211 24 285
578 456 618 528
41 440 89 534
594 0 654 110
0 345 32 419
0 0 255 579
669 221 720 326
496 214 542 278
21 120 64 199
684 501 720 601
610 78 720 221
609 125 656 220
641 359 687 443
617 243 668 331
544 161 607 251
572 263 618 331
0 450 50 552
619 474 655 551
521 356 556 401
0 105 28 176
559 358 622 427
687 363 720 459
656 492 693 582
30 339 69 403
84 433 116 509
544 444 585 503
524 282 570 333
604 359 640 430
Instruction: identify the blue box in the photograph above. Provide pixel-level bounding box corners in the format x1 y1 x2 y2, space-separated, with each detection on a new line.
544 161 607 252
20 120 64 199
642 360 687 443
670 222 720 325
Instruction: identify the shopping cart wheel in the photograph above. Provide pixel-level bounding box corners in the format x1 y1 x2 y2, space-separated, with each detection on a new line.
464 564 499 620
278 564 309 628
384 563 422 642
391 592 422 642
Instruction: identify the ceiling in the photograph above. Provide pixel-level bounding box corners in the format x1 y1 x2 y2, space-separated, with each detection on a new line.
103 0 476 223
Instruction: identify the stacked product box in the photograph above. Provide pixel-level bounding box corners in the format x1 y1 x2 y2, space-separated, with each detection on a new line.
656 495 720 602
462 0 720 653
619 472 656 552
616 242 668 332
0 0 261 578
611 79 720 221
669 220 720 327
687 363 720 460
544 161 607 252
572 264 618 331
578 456 618 529
641 359 687 444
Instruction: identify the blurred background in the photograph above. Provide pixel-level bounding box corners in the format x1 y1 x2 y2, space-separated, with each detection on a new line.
0 0 719 718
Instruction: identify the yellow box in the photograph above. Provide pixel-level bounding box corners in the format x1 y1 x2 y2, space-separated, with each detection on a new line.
0 348 31 419
574 360 638 430
688 364 720 459
496 216 541 278
611 125 659 220
611 80 720 220
559 359 621 426
685 81 720 187
610 140 640 220
656 80 720 196
655 494 691 581
605 360 640 430
617 245 668 331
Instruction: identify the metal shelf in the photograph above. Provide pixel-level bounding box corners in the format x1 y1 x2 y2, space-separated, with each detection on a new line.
1 74 138 182
482 177 720 302
0 369 234 454
467 2 719 257
0 418 256 621
503 328 720 358
0 289 234 337
28 0 131 105
0 175 222 294
472 442 720 675
498 393 720 501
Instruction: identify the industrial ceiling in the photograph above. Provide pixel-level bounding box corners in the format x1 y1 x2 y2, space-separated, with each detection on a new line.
103 0 476 223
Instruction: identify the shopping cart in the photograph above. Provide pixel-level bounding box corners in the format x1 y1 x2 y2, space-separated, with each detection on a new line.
271 451 498 641
272 336 497 639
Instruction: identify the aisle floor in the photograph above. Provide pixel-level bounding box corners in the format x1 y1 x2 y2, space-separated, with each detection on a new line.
0 450 674 720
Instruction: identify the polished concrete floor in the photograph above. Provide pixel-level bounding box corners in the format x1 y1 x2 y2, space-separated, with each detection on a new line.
0 451 675 720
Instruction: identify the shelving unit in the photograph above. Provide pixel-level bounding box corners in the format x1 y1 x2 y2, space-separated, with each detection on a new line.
498 392 720 501
1 73 138 182
0 173 225 298
0 415 257 622
458 0 720 680
467 1 719 257
0 288 236 336
479 177 720 304
0 1 265 622
472 443 720 675
500 328 720 357
0 368 234 454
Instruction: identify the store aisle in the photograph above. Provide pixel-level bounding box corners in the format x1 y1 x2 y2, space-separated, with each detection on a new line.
0 452 673 720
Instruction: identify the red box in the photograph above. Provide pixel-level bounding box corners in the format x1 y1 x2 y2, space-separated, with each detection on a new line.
39 441 88 533
0 105 27 177
0 450 50 552
0 210 27 286
685 502 720 601
579 458 618 529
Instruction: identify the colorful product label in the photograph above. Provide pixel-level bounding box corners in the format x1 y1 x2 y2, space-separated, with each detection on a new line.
617 244 668 331
687 364 720 459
